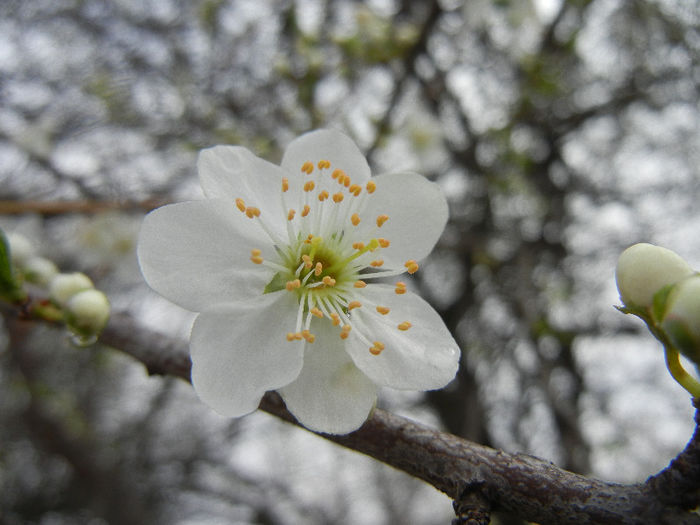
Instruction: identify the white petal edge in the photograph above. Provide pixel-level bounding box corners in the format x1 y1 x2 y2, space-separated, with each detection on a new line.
279 321 377 434
281 129 371 184
353 172 448 268
137 199 272 312
346 286 460 390
198 145 288 238
191 292 304 417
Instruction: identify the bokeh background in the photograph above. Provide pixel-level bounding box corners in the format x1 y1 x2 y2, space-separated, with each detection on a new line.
1 1 699 524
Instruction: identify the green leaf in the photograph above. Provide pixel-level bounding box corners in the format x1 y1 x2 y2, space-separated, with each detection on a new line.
0 228 24 301
263 272 289 294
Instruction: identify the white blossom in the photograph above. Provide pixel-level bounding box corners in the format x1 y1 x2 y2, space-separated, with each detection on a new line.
138 129 460 434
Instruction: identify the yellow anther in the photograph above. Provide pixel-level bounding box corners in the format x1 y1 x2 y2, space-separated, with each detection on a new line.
395 281 407 294
303 234 314 244
354 280 367 288
404 260 419 274
302 204 311 217
351 213 361 226
310 307 324 318
366 181 376 194
376 306 390 315
318 159 331 169
236 198 246 212
343 177 350 188
370 259 384 267
369 341 385 355
314 262 323 276
348 301 362 311
340 324 352 339
245 207 261 218
302 330 315 343
250 255 264 264
282 178 289 192
304 181 315 192
287 209 296 221
332 192 344 203
398 321 412 331
332 169 344 180
251 249 262 256
286 332 297 341
404 260 416 268
378 238 390 248
318 190 329 201
340 331 350 340
349 184 361 196
376 214 389 227
322 275 336 286
352 242 365 250
302 254 313 269
285 279 301 291
330 312 341 326
301 161 314 174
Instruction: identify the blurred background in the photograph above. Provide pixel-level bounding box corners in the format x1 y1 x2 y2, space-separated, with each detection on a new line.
1 0 699 524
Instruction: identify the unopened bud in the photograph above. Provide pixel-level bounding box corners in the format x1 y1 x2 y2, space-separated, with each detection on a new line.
7 233 35 268
24 256 59 287
49 272 94 307
615 243 693 309
661 275 700 364
66 289 110 335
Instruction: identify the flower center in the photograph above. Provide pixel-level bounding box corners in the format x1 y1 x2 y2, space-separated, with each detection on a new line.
239 158 419 354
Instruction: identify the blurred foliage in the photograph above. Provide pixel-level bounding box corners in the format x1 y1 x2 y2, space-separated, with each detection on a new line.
0 0 699 524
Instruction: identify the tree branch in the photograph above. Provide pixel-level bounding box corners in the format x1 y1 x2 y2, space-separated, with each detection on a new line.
96 312 700 524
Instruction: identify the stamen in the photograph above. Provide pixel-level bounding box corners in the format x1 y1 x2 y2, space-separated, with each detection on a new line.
310 307 324 318
376 306 390 315
332 192 344 203
236 198 246 212
354 280 367 288
395 281 407 294
351 213 361 226
404 260 419 274
318 190 329 201
251 255 263 264
348 184 362 196
285 279 301 291
366 181 376 194
332 169 344 180
302 205 311 217
318 160 330 169
378 238 390 248
352 242 365 250
340 324 352 339
287 209 296 221
282 178 289 192
376 214 389 227
322 275 336 286
286 333 297 341
302 254 313 269
304 181 315 192
369 341 385 355
343 176 350 188
251 249 262 256
245 207 261 218
348 301 362 311
370 259 384 267
302 329 316 343
398 321 412 331
301 161 314 174
330 312 341 326
314 262 323 276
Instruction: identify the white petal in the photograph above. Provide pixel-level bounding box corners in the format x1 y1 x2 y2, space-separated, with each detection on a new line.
354 172 448 268
279 321 377 434
191 292 304 417
346 286 460 390
137 199 271 312
198 145 287 237
281 129 371 184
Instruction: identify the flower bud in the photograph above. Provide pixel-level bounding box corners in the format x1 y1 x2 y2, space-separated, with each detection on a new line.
66 289 110 335
7 233 35 268
49 272 94 307
24 256 59 287
615 243 693 309
661 275 700 365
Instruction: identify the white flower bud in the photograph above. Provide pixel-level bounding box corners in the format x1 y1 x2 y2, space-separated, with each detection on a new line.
7 233 35 268
66 289 110 334
49 272 94 307
662 275 700 364
615 243 693 309
24 256 59 287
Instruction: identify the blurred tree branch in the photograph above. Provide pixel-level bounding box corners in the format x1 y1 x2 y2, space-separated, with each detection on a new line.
92 312 700 525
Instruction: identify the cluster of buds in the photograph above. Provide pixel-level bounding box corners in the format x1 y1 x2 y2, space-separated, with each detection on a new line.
616 243 700 396
2 231 110 343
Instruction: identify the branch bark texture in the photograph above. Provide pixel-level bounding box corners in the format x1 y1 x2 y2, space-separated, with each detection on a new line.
98 313 700 524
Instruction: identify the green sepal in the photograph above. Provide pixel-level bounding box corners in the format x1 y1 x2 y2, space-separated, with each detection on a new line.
651 283 676 323
263 272 289 294
662 318 700 365
0 228 25 302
